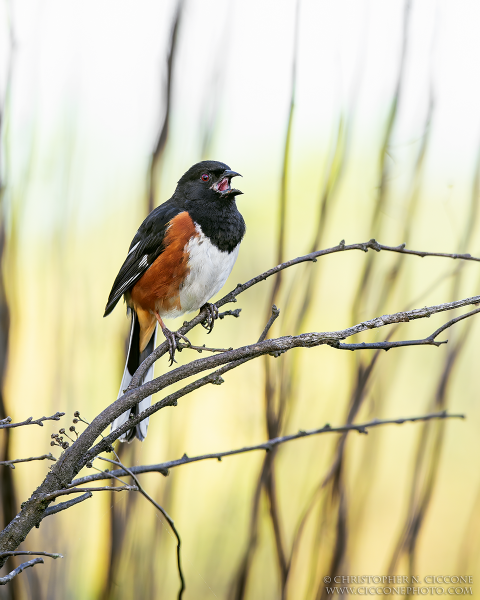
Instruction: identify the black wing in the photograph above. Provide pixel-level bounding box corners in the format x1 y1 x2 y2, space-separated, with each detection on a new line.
103 202 183 317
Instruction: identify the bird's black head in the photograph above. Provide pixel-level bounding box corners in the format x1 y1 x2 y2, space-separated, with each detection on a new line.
175 160 243 203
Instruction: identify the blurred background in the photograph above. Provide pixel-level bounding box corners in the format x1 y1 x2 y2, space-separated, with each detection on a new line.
1 0 480 598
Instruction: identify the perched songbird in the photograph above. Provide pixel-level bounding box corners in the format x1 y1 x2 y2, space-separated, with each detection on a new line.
104 160 245 442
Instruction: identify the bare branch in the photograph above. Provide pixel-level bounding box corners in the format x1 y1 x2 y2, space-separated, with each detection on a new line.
367 240 480 262
0 558 44 585
72 411 463 487
220 238 480 313
0 412 64 430
88 298 480 456
71 466 168 487
0 551 62 560
0 453 56 469
426 305 480 339
1 240 479 566
333 339 447 351
218 308 242 320
177 343 232 354
129 238 480 387
42 492 93 518
40 485 137 502
90 465 129 486
258 305 280 343
332 306 480 352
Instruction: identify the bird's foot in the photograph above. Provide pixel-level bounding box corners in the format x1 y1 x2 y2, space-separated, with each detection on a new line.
160 326 191 366
200 302 219 334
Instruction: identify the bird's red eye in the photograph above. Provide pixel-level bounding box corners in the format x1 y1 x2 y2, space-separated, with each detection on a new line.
201 173 209 181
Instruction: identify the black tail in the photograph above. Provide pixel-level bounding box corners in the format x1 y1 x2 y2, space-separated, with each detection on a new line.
111 312 157 442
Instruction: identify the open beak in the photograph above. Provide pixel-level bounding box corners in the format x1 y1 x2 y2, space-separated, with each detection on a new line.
214 170 243 196
223 170 242 179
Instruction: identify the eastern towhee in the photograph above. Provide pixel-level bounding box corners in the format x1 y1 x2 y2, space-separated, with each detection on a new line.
104 160 245 442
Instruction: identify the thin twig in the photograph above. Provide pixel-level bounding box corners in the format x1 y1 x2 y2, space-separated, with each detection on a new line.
0 557 44 585
72 411 463 487
333 339 446 351
71 467 168 486
42 492 93 518
40 485 137 502
426 305 480 340
258 305 280 343
177 343 232 354
98 456 185 599
0 551 62 560
223 238 480 311
0 412 64 429
218 309 242 320
90 465 129 486
334 306 480 351
0 453 56 469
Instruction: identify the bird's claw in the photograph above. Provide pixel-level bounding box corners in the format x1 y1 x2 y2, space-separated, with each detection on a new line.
161 328 191 366
200 303 219 334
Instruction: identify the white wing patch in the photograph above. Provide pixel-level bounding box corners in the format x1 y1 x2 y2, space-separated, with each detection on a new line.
127 241 140 256
115 255 149 297
117 274 139 295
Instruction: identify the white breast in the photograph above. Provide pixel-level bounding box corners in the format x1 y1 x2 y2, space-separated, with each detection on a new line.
161 224 240 319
